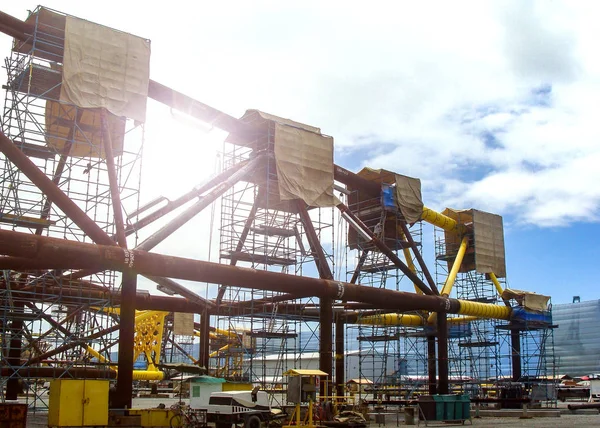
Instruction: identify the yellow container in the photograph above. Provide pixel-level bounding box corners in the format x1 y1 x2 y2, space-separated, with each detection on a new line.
129 408 179 427
223 381 252 391
48 379 109 427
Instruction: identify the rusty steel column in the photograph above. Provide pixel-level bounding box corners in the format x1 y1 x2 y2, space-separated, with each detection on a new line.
136 154 264 252
437 312 449 395
114 271 137 410
101 111 127 248
337 202 433 295
335 315 345 398
399 223 439 295
511 329 522 382
5 301 24 400
199 309 211 369
350 250 368 284
427 335 437 395
297 201 334 395
0 131 115 246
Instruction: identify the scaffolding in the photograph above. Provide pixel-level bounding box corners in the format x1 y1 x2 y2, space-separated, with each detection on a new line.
0 6 143 407
214 111 335 405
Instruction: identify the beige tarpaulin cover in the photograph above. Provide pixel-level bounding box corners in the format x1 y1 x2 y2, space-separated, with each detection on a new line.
60 16 150 123
394 174 423 223
502 289 550 312
45 100 125 158
472 209 506 278
173 312 194 336
274 123 335 206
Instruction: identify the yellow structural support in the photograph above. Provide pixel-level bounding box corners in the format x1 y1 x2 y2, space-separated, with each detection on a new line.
440 236 469 297
421 206 468 235
489 272 504 298
397 225 423 295
456 299 512 320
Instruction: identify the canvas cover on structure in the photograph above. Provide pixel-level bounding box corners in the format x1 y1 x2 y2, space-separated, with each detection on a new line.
502 289 550 312
45 100 125 158
173 312 194 336
60 15 151 123
394 174 423 224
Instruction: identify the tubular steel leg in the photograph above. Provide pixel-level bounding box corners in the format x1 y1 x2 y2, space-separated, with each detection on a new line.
511 329 522 382
297 201 334 394
199 310 211 369
427 335 437 395
437 312 449 395
114 272 137 410
335 316 345 398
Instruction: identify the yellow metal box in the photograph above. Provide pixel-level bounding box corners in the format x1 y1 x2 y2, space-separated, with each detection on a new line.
48 379 109 427
130 408 179 427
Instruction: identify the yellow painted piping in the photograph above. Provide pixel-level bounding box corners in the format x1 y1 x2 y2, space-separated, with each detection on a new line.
457 300 511 320
428 236 469 324
421 206 468 235
357 313 425 327
84 345 164 380
440 236 469 297
489 272 504 298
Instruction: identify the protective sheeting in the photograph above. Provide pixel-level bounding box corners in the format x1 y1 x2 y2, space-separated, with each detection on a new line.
502 289 550 312
394 174 423 224
552 300 600 376
45 100 125 158
173 312 194 336
441 208 506 277
472 209 506 278
273 122 335 207
60 16 150 123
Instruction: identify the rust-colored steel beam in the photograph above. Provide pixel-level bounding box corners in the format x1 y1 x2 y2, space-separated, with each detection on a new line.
145 275 215 309
125 159 250 237
337 202 434 295
437 312 449 394
5 302 24 399
350 250 369 284
427 335 437 395
297 200 334 392
114 271 136 410
399 222 439 295
0 131 116 246
136 154 265 252
28 323 120 365
0 229 459 313
101 111 127 248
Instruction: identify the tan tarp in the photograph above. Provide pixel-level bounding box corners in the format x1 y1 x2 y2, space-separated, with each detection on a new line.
45 100 125 158
394 174 423 223
60 16 150 123
502 289 550 312
173 312 194 336
472 209 506 278
274 123 335 206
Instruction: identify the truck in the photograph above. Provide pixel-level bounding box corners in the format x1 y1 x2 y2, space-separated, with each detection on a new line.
199 389 283 428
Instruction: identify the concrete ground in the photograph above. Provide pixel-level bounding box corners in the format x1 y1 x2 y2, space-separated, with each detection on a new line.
22 397 600 427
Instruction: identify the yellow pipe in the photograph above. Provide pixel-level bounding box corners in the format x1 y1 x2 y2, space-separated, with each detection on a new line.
457 300 511 320
210 342 234 358
440 236 469 297
421 206 467 235
84 346 164 380
357 313 425 327
489 272 504 298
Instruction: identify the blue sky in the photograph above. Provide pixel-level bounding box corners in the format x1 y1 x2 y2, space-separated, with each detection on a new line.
1 1 599 305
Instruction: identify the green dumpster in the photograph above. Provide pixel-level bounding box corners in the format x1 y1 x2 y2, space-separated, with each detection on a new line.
460 394 471 420
432 395 445 420
443 395 456 420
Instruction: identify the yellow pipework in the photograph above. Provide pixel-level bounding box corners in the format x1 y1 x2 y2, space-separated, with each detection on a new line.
440 236 469 297
357 313 425 327
489 272 504 298
457 300 511 320
421 206 468 235
210 342 234 358
84 346 164 380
